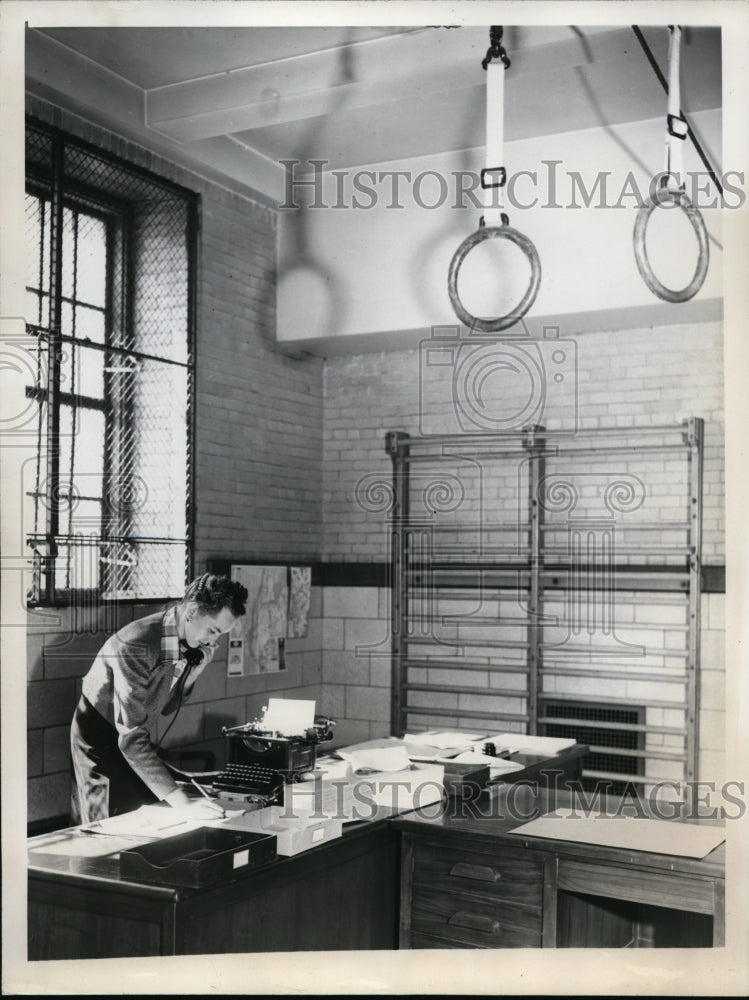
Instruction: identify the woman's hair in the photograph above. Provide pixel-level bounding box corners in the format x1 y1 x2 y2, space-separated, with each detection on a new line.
182 573 248 618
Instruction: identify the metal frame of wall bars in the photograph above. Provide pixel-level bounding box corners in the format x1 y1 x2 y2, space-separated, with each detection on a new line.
386 419 704 795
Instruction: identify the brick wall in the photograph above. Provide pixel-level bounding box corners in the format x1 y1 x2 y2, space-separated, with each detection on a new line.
319 320 726 787
25 96 324 826
321 321 724 561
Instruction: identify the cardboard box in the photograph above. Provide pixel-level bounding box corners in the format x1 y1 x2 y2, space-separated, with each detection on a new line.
442 761 490 799
220 805 343 856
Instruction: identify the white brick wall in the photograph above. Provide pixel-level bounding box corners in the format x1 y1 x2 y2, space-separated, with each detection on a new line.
322 322 724 561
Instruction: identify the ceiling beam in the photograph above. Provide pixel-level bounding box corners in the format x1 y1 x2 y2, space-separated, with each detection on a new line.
26 27 145 130
25 29 286 204
145 27 668 143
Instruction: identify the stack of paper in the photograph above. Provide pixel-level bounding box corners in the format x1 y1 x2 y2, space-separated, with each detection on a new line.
336 744 411 774
484 733 577 756
404 731 486 760
285 774 357 822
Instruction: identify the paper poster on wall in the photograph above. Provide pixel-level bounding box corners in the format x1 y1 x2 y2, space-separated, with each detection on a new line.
230 565 288 674
227 637 244 676
228 565 312 674
288 566 311 637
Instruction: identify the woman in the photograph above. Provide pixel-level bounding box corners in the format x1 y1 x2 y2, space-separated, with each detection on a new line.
70 573 248 824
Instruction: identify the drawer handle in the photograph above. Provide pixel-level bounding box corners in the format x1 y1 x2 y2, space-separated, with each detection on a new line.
448 911 502 936
449 862 501 883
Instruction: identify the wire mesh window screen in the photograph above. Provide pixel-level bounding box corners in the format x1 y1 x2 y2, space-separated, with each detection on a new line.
540 701 646 797
25 119 197 604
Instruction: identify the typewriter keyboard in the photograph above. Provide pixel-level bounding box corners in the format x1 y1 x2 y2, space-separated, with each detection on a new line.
211 762 284 797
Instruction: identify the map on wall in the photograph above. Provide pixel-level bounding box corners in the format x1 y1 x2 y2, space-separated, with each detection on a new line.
228 565 311 675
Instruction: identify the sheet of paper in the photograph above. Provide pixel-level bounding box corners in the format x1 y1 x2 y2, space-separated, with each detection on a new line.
230 565 288 673
408 730 486 749
508 807 726 858
82 805 207 839
483 733 576 755
28 831 157 857
262 697 315 734
312 757 352 781
337 745 412 774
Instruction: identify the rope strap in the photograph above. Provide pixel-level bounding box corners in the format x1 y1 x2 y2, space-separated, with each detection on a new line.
633 25 709 303
664 26 687 190
483 60 506 226
447 26 541 332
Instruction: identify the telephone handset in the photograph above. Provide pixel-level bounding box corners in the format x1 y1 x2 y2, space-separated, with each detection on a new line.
182 644 205 668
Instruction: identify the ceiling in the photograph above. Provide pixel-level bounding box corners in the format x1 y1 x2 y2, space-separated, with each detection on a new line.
25 23 722 205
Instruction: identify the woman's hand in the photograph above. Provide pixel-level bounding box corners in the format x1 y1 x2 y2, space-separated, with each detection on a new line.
164 786 225 818
186 798 227 819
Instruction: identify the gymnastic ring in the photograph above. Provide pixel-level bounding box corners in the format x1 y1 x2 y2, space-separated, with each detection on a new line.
448 224 541 333
633 186 709 303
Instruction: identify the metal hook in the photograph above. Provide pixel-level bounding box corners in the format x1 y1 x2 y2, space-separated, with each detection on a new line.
482 25 511 70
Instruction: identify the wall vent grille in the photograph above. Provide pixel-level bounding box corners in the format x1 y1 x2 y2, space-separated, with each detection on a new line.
540 700 645 796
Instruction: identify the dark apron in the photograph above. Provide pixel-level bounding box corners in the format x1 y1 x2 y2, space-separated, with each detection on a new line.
70 695 159 824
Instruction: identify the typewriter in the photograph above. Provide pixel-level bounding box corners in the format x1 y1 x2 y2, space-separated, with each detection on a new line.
221 713 336 781
210 762 285 805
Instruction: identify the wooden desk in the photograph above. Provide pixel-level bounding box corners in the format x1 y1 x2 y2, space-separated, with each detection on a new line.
28 812 399 959
394 786 725 949
26 745 587 960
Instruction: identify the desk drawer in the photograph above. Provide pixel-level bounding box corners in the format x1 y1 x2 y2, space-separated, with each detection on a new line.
412 842 543 907
411 890 542 949
557 859 716 915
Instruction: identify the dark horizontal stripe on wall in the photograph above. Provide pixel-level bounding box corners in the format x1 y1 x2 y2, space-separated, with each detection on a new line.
207 558 389 588
314 563 390 587
207 559 725 593
702 565 725 593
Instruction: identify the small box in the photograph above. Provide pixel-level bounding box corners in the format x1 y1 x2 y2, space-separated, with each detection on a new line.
119 826 277 888
285 777 355 821
442 761 490 799
223 805 344 856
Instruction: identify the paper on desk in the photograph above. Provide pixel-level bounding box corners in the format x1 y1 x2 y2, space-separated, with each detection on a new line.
509 807 726 859
285 776 357 821
337 744 411 774
29 831 156 857
82 803 241 839
404 731 486 760
313 757 353 780
262 697 315 735
484 733 576 755
407 731 485 749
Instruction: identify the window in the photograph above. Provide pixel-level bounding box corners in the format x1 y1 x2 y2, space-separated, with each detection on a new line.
25 119 198 604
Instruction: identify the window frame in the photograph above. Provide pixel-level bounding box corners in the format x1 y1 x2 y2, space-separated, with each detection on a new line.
25 118 199 607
